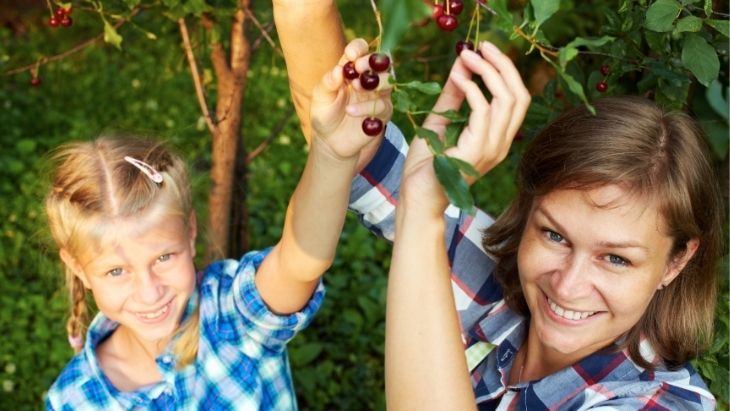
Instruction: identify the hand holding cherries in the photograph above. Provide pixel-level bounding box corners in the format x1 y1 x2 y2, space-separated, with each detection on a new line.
341 50 392 136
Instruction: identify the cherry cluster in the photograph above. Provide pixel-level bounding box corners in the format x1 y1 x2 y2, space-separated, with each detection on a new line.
431 0 464 32
596 65 609 93
49 7 73 28
342 53 391 136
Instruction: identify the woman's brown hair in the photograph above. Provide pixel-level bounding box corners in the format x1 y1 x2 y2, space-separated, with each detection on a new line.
45 135 200 367
484 96 723 369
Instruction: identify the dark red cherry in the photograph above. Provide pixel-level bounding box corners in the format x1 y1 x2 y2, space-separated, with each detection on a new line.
596 81 608 93
368 53 390 73
600 65 610 76
455 40 474 55
433 3 444 19
360 70 380 90
449 0 464 15
437 14 458 32
343 61 359 80
362 117 384 136
60 16 73 27
49 17 59 27
54 8 66 18
30 77 42 86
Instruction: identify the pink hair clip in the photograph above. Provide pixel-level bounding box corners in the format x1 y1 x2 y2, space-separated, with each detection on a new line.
124 156 163 184
68 334 84 350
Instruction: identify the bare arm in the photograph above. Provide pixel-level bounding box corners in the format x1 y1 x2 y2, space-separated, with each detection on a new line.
256 39 393 314
386 43 530 410
273 0 346 143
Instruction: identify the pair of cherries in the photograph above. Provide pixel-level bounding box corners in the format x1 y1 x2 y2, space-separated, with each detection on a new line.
342 53 391 136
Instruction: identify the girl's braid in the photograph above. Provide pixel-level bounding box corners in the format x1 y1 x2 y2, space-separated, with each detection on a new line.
65 273 88 352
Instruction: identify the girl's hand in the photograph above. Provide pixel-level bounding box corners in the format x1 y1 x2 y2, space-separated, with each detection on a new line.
400 42 531 218
310 38 393 164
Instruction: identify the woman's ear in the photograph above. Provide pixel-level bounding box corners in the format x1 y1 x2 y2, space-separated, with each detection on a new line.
659 238 700 288
59 248 90 288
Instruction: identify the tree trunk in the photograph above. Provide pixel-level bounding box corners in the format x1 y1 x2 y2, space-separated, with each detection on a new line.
205 4 251 262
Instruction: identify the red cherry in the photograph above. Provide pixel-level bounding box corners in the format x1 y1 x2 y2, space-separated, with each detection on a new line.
60 16 73 27
600 65 610 76
455 40 474 55
54 8 66 18
362 117 384 136
63 7 72 15
449 0 464 15
343 61 359 80
433 4 444 19
437 14 458 32
360 70 380 90
30 77 42 87
596 81 608 93
49 17 60 27
478 0 488 3
368 53 390 73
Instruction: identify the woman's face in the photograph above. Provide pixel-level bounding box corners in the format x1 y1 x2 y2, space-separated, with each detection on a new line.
517 184 696 361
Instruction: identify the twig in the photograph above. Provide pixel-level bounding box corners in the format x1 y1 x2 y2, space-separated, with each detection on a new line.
251 22 275 51
244 9 282 57
246 106 295 163
3 8 140 76
369 0 384 50
513 26 558 57
179 17 218 136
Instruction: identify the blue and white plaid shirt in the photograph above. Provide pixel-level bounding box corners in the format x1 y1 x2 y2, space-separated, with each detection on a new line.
45 248 324 410
348 123 716 410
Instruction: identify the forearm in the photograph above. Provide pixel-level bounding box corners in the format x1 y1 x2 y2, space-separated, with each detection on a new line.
273 0 345 142
385 207 477 411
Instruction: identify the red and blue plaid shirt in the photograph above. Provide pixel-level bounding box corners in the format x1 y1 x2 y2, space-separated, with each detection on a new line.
45 248 325 410
349 123 716 410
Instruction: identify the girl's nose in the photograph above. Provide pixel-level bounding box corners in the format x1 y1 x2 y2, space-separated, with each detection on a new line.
134 269 165 305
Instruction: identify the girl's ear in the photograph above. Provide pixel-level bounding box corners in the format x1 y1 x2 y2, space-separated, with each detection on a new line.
660 238 700 288
188 212 198 257
59 248 90 288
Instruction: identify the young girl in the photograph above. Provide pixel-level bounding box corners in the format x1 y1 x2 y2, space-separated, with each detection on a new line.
275 2 722 409
43 39 392 410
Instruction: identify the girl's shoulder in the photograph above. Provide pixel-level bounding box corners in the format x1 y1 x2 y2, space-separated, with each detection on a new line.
46 352 117 410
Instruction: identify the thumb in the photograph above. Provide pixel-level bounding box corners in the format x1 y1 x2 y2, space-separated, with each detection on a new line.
312 65 345 105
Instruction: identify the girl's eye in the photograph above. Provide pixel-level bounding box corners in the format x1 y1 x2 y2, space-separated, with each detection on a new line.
607 254 630 267
543 229 564 243
158 254 171 263
106 268 124 277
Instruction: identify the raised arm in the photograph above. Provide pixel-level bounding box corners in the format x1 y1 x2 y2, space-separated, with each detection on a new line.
385 43 530 410
273 0 346 143
256 39 393 314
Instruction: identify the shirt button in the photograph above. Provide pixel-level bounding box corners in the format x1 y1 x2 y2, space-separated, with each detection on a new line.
162 355 173 363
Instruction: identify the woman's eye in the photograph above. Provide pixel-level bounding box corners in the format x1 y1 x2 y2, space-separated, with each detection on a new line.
607 254 630 267
543 229 564 243
158 254 171 263
106 268 123 277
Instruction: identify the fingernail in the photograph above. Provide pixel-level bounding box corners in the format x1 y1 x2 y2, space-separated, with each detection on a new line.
481 41 501 56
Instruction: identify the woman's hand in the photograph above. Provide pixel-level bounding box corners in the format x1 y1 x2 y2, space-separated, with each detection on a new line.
309 38 393 167
400 42 531 218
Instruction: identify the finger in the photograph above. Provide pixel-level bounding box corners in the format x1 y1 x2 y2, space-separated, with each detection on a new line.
345 98 393 119
476 41 531 139
312 65 345 105
421 58 471 133
338 38 369 66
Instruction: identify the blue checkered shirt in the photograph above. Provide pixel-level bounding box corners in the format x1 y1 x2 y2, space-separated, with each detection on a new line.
348 123 716 410
45 248 325 410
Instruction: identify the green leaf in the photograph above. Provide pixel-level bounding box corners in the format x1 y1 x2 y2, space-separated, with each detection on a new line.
699 120 729 160
530 0 560 27
103 20 123 50
380 0 431 53
546 59 595 114
290 342 323 366
644 0 682 32
416 127 444 153
444 124 461 147
393 89 415 113
706 19 730 38
14 140 36 154
704 0 712 17
566 35 616 49
681 34 720 86
706 80 729 120
397 80 442 95
122 0 141 8
448 157 480 178
674 15 703 33
558 46 578 69
433 155 474 211
489 0 515 34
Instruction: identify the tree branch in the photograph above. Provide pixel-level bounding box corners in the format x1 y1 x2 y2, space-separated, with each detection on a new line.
244 9 283 57
247 106 295 163
230 2 250 76
179 17 218 136
3 8 140 76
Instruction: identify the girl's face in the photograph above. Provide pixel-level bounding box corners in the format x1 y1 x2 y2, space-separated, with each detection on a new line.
517 185 696 363
64 207 197 347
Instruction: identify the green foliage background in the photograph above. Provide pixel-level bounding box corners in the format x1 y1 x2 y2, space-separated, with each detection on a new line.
0 0 727 410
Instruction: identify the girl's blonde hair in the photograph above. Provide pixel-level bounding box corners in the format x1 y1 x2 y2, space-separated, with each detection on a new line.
484 96 724 369
45 135 200 367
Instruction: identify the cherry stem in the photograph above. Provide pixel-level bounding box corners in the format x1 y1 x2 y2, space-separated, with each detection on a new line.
465 4 477 43
45 0 54 16
513 26 558 57
475 5 481 45
369 0 383 52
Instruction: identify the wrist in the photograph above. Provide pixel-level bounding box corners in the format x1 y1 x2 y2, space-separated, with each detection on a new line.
310 137 359 166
